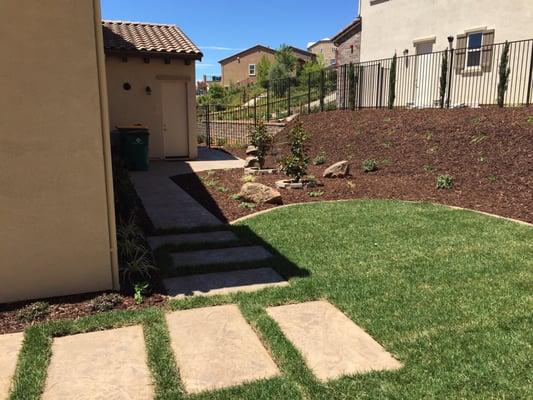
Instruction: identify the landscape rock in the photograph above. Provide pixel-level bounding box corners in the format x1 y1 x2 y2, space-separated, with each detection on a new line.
246 145 259 156
323 161 350 178
238 183 282 204
244 156 260 168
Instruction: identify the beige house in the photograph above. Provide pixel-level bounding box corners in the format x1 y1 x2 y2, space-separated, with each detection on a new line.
0 0 118 303
308 39 337 66
103 21 202 159
219 45 315 86
360 0 533 62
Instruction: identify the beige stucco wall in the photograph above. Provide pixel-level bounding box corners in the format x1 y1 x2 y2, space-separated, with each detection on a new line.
360 0 533 61
106 56 197 159
221 51 276 86
0 0 118 303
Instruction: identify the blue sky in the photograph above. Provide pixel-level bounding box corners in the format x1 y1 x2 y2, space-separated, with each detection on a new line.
101 0 359 81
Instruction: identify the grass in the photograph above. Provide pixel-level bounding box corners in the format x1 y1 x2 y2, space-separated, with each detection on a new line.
9 200 533 399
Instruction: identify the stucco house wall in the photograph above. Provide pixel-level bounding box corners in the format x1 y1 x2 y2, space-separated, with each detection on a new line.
106 56 198 159
0 0 118 303
221 50 275 87
308 40 337 66
360 0 533 61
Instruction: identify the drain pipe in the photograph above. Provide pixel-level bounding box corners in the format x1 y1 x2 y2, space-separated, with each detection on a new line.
93 0 120 290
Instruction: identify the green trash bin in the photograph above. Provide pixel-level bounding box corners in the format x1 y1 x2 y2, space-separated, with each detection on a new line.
117 126 150 171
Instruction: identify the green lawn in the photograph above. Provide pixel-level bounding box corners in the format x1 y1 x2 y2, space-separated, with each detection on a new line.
11 200 533 399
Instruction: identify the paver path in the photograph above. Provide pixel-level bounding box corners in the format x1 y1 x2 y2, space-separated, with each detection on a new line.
0 332 24 400
42 326 153 400
164 267 288 298
166 305 280 394
267 301 402 381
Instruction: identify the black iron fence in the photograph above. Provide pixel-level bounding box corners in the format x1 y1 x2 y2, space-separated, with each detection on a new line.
198 38 533 145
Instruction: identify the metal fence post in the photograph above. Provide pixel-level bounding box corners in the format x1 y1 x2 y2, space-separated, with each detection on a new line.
358 65 364 109
253 96 257 127
446 48 454 108
307 73 312 114
526 42 533 106
375 63 382 108
320 70 325 112
287 78 291 116
266 87 270 121
205 104 210 148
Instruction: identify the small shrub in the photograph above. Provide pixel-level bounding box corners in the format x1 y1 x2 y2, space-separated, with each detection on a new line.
487 175 498 183
205 179 217 188
308 191 324 198
347 181 355 189
312 152 327 166
362 159 378 173
197 134 205 145
230 194 241 201
241 174 256 183
249 121 272 168
134 282 150 305
217 186 229 193
423 165 435 172
216 137 227 147
279 121 310 182
527 116 533 123
436 175 454 190
89 293 123 313
238 202 256 209
17 301 50 322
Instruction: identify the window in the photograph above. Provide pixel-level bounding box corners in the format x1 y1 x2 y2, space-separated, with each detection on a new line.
248 64 256 76
330 59 336 65
466 32 483 68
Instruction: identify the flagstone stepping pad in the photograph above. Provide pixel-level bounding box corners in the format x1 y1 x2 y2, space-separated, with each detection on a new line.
42 326 153 400
166 304 279 393
163 267 289 298
171 245 273 268
0 332 24 400
267 301 402 381
148 231 238 250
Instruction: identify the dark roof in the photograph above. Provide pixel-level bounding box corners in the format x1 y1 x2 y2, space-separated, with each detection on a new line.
219 44 315 64
102 20 202 59
332 18 362 45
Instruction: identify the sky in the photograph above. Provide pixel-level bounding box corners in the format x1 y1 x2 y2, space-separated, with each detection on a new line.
101 0 360 81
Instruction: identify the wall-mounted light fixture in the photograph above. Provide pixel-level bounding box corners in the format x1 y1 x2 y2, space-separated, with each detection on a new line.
403 49 409 56
447 35 455 49
145 86 152 96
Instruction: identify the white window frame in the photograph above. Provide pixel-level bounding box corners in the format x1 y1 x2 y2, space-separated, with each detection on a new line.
465 31 484 71
248 64 256 76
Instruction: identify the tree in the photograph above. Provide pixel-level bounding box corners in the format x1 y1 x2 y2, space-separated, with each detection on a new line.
497 41 511 108
388 53 397 109
439 50 448 108
257 56 272 89
269 63 290 97
275 44 297 73
279 121 310 182
248 121 272 168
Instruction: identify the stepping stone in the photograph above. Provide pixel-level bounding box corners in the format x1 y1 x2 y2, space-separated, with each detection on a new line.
266 301 402 381
42 326 153 400
166 304 279 393
163 267 289 298
148 231 238 250
0 332 24 400
171 245 272 268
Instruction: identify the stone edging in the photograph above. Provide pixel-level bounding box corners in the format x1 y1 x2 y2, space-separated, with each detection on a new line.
230 199 533 227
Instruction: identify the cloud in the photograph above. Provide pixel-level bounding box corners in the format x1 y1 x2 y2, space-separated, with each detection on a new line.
196 63 216 68
199 46 244 51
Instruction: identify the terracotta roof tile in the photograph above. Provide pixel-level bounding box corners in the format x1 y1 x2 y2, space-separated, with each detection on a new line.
102 21 202 58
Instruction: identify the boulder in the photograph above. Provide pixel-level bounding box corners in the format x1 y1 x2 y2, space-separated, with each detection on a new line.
238 183 282 205
246 145 259 156
244 156 260 169
323 161 350 178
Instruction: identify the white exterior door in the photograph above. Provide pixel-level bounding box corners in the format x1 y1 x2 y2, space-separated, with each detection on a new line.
161 81 189 158
414 41 435 108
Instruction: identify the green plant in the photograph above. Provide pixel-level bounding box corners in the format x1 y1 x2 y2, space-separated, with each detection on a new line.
487 175 498 183
217 186 229 193
439 50 448 108
436 175 454 190
16 301 50 322
424 165 435 172
238 202 256 209
279 121 310 182
215 137 227 147
257 55 272 89
89 293 124 313
312 151 327 165
134 282 150 305
471 133 488 144
241 174 256 183
197 134 205 145
388 53 397 109
497 41 511 108
527 116 533 123
205 179 217 188
362 159 378 173
230 193 241 201
249 121 272 168
308 191 324 198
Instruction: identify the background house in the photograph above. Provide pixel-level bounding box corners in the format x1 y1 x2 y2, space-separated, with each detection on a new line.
219 45 315 87
103 21 202 160
0 0 118 303
332 19 362 65
308 39 337 66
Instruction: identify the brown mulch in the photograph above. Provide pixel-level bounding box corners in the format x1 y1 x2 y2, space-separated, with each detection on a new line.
174 108 533 223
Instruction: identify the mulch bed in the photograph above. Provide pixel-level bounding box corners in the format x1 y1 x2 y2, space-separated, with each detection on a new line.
174 108 533 223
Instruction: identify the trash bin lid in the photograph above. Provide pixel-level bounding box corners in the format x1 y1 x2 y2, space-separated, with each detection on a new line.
116 125 149 135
